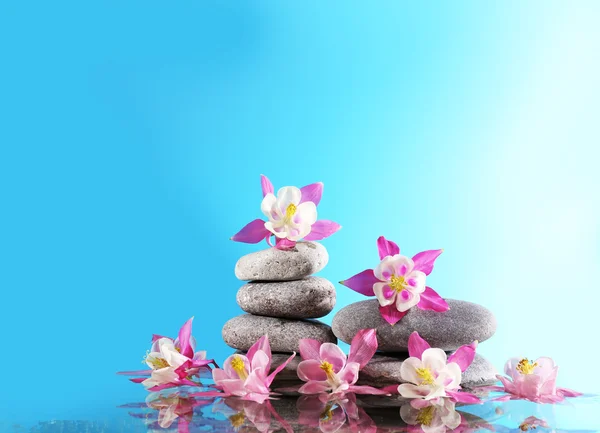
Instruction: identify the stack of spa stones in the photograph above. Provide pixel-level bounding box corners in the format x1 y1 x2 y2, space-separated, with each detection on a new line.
331 298 499 390
222 241 337 378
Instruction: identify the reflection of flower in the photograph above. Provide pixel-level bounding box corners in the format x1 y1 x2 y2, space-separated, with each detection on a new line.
231 175 341 248
210 335 295 403
340 236 447 325
491 357 582 404
297 328 388 398
297 393 377 433
398 332 481 407
212 397 293 433
400 399 461 433
118 317 215 391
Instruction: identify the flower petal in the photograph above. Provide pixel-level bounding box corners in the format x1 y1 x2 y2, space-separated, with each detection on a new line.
422 348 447 371
299 182 324 206
407 332 431 359
400 357 423 385
447 341 478 372
379 304 407 325
348 328 378 369
398 383 433 399
340 269 379 297
373 282 395 306
266 352 296 387
411 249 443 275
347 385 391 395
446 390 482 404
417 287 449 312
260 174 274 197
338 361 360 385
298 359 328 382
299 339 322 361
377 236 400 260
298 380 331 394
319 343 347 372
558 387 583 398
304 220 341 241
275 238 296 249
247 335 271 365
277 186 302 208
177 317 194 359
395 290 419 312
231 219 270 244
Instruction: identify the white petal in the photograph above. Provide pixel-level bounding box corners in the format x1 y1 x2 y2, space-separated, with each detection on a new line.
400 357 423 385
276 186 301 209
405 270 427 294
391 254 415 276
261 193 278 218
438 362 462 390
395 291 420 312
374 256 396 280
295 201 317 225
264 221 288 238
373 282 395 306
398 383 433 399
421 348 447 372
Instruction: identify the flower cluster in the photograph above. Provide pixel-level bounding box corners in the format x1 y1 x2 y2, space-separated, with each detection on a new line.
231 175 341 249
341 236 448 325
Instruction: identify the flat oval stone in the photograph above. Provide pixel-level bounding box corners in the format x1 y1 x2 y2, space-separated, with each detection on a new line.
236 277 336 319
235 242 328 281
358 353 498 389
222 314 336 352
332 299 496 352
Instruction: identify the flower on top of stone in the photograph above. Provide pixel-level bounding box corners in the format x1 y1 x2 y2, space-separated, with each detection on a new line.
296 329 389 398
231 175 341 249
340 236 448 325
488 356 582 404
207 335 295 404
118 317 216 391
397 332 481 408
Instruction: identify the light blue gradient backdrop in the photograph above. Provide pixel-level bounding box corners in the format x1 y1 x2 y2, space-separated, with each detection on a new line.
1 0 599 425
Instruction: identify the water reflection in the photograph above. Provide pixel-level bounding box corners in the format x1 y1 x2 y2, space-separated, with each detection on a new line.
119 391 598 433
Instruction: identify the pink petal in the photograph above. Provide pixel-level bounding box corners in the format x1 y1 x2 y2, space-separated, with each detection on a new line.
417 287 449 312
411 249 443 275
407 331 431 359
348 328 378 369
129 377 146 383
347 385 390 395
338 362 360 385
260 174 274 197
177 317 194 359
231 219 271 244
558 387 583 398
245 370 270 395
298 381 331 394
304 220 342 241
448 341 478 372
266 352 296 387
297 359 328 382
340 269 379 297
151 334 171 343
497 375 517 395
117 370 152 376
247 335 271 365
379 304 408 325
275 237 296 249
299 339 322 361
410 398 434 409
446 390 482 404
376 236 400 260
319 343 347 372
299 182 323 206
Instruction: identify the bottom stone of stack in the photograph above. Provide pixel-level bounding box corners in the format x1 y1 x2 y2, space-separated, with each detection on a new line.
266 352 497 390
222 314 337 352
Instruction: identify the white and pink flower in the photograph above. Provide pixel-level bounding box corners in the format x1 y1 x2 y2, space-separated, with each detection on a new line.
231 175 341 249
296 329 388 398
490 356 581 403
209 335 295 404
397 332 481 407
340 237 448 325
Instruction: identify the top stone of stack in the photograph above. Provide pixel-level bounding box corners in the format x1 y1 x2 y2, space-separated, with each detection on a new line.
235 241 329 281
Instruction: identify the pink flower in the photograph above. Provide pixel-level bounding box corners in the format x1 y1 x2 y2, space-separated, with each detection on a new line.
210 335 295 404
397 332 481 407
118 317 216 391
491 357 582 403
213 397 293 433
400 398 461 433
340 236 448 325
297 393 377 433
231 175 341 249
145 391 211 430
296 328 388 398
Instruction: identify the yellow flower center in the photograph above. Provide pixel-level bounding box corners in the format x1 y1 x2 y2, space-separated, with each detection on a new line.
284 203 297 222
390 274 407 292
416 367 436 385
516 358 538 375
320 361 337 383
416 405 435 426
145 354 170 370
320 403 334 422
229 412 245 429
231 356 248 380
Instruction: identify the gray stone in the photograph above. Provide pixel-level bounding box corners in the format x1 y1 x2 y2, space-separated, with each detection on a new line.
222 314 336 352
332 299 496 352
358 353 498 389
235 242 328 281
236 277 336 319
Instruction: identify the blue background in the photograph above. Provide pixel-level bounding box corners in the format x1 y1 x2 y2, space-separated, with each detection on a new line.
1 0 599 427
